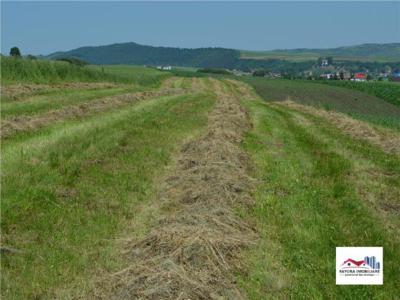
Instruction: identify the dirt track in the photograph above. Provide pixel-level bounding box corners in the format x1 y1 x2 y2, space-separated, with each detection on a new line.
97 79 257 299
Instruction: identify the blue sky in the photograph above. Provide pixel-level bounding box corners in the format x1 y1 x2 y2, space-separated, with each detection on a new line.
1 1 399 55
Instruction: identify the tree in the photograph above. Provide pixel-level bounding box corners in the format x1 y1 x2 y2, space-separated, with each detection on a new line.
327 56 334 65
56 57 88 66
10 47 21 57
27 54 37 60
252 69 266 77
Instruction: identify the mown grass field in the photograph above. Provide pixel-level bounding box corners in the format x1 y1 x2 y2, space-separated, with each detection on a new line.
1 59 399 299
239 97 400 299
1 59 215 298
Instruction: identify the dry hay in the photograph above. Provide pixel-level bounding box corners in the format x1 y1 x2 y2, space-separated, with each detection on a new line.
224 79 258 100
95 79 257 299
160 77 182 89
1 88 187 139
189 77 210 93
277 100 400 155
1 82 123 100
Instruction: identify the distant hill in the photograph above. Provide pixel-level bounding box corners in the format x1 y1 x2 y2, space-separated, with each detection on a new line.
47 42 240 68
46 42 400 72
240 43 400 62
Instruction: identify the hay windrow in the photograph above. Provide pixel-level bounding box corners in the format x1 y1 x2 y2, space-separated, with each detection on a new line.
1 82 124 100
276 100 400 155
96 79 257 299
1 87 188 139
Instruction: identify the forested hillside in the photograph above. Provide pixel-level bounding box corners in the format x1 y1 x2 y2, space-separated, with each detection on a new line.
48 42 240 68
46 42 400 73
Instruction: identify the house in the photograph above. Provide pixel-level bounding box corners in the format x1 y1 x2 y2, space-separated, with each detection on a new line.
352 73 367 82
156 66 172 71
320 73 334 80
321 59 329 67
338 69 351 80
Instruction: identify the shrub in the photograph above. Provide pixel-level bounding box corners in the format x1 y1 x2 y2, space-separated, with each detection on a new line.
197 68 231 75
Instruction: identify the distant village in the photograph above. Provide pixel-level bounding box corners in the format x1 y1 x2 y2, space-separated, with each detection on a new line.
154 57 400 82
232 57 400 82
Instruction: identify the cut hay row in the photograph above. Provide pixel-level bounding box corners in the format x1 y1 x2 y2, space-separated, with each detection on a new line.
1 87 189 139
98 79 257 299
1 82 124 101
276 100 400 155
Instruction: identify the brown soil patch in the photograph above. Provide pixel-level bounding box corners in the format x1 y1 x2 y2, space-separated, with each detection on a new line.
1 83 123 100
96 79 257 299
1 88 187 139
277 100 400 155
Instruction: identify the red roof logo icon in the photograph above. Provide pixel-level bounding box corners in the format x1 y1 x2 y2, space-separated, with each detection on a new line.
341 258 367 267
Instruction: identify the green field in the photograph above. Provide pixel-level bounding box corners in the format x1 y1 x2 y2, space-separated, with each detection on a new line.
240 46 400 63
240 97 400 299
242 77 400 130
88 65 171 87
1 57 169 86
1 59 399 299
315 80 400 107
240 51 400 62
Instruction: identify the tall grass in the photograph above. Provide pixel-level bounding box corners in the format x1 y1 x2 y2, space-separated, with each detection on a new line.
1 57 170 86
89 65 171 87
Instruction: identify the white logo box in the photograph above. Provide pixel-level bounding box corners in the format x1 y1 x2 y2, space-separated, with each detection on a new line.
336 247 383 285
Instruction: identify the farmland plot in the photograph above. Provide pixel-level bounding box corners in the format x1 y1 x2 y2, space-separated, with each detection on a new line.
1 64 399 299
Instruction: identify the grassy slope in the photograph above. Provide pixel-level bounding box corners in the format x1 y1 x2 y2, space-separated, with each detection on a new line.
1 60 212 298
239 97 400 298
88 65 170 87
1 57 169 86
242 78 400 130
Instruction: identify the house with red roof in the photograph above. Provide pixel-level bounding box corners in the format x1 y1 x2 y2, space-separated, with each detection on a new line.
352 73 367 82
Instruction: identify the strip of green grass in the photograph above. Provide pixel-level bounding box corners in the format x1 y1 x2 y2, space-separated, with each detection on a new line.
1 86 147 119
88 65 171 87
1 91 215 299
239 99 400 299
1 86 143 118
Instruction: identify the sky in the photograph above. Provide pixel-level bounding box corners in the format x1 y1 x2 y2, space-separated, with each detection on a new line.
1 1 399 55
